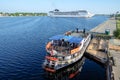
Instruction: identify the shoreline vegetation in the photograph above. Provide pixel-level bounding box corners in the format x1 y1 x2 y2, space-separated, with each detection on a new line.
113 14 120 39
0 12 47 16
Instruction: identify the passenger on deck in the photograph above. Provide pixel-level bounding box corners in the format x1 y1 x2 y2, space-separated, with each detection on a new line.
61 39 65 46
71 43 76 49
58 40 62 46
76 28 79 33
83 28 85 34
66 41 70 47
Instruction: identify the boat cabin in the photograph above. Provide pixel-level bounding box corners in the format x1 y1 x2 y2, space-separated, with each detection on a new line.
46 31 87 56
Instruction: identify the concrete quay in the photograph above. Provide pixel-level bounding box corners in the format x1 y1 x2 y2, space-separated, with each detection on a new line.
89 17 120 80
91 17 116 35
85 38 108 65
108 41 120 80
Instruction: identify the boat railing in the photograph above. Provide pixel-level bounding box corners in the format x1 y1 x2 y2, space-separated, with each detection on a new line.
46 38 84 55
45 46 85 69
56 52 80 67
46 41 71 50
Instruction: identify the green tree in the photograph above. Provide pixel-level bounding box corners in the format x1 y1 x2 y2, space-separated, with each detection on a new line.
113 29 120 39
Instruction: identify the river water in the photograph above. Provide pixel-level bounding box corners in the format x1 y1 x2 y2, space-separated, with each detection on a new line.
0 16 108 80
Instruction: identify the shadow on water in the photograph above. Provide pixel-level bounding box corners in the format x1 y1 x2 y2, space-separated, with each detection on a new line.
43 56 106 80
43 57 85 80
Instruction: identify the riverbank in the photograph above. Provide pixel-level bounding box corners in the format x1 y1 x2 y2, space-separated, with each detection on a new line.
90 17 120 80
0 12 47 16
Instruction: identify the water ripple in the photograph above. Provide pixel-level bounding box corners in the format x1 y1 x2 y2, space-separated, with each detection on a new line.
0 16 108 80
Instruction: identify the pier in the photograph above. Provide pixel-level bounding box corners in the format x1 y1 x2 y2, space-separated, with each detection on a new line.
85 37 108 65
85 17 120 80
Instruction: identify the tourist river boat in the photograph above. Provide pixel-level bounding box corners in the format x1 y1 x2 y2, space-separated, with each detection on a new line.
43 28 91 79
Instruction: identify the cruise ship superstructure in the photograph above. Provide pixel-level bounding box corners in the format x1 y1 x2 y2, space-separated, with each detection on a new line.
48 9 94 18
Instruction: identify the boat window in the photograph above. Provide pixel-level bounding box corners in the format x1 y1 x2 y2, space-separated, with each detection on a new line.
47 59 50 63
70 43 78 49
52 62 55 64
58 57 63 61
53 40 58 46
62 57 65 60
74 53 78 56
71 55 74 58
51 65 54 68
47 53 51 56
79 43 81 46
73 54 75 57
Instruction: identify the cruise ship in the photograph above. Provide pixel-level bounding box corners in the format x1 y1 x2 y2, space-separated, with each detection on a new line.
48 9 94 17
43 28 91 79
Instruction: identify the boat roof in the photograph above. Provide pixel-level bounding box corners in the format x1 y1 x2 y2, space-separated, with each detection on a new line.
49 35 64 40
68 37 83 44
49 35 83 44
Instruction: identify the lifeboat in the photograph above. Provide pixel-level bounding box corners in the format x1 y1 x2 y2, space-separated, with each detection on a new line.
46 56 58 61
70 47 80 54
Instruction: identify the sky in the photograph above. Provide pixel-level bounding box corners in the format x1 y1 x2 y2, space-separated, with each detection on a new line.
0 0 120 14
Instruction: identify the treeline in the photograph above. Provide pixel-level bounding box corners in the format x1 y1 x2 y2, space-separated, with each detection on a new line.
116 14 120 17
114 14 120 39
0 12 47 16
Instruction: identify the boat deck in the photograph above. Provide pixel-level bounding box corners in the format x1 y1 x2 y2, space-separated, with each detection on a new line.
70 32 85 38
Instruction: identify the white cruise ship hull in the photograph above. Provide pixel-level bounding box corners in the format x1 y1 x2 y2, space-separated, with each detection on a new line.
48 9 94 18
49 14 94 18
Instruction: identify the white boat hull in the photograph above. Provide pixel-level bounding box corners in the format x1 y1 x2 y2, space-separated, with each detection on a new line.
48 14 94 18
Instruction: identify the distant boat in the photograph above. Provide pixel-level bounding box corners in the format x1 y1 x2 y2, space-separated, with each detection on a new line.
48 9 94 18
